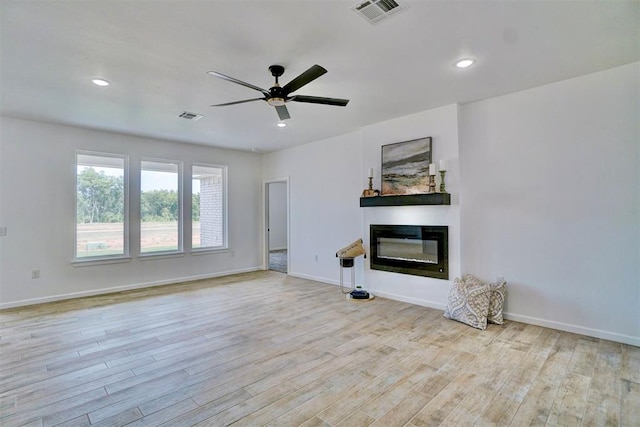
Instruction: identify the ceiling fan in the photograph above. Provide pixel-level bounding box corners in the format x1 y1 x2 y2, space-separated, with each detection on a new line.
207 64 349 121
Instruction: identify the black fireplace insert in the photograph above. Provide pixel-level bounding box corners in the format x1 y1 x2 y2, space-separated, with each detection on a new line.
370 224 448 279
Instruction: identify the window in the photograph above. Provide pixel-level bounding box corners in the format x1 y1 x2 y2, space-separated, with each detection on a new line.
75 152 128 259
74 154 226 262
192 164 227 250
140 160 182 254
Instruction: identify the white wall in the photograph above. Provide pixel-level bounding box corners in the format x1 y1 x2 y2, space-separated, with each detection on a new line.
0 121 3 296
261 105 461 302
267 182 287 250
0 117 263 308
261 132 364 285
2 63 637 345
261 63 639 346
459 62 639 345
361 104 461 308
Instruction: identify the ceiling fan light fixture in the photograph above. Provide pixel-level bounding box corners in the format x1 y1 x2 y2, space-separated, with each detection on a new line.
207 64 349 120
454 58 475 69
267 97 286 107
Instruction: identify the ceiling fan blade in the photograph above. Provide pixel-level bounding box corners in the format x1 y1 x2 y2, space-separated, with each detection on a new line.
210 98 265 107
207 71 270 97
275 105 290 121
281 65 327 96
289 95 349 107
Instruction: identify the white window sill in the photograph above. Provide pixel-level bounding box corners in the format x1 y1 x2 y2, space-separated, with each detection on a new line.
72 256 132 267
138 251 186 261
190 247 229 256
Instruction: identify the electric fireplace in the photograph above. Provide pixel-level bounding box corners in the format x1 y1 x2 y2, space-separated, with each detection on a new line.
370 224 448 279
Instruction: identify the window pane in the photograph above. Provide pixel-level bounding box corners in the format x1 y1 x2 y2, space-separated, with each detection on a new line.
76 153 126 258
192 164 225 249
141 160 180 253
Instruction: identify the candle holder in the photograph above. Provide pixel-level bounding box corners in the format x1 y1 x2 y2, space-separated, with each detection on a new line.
428 174 436 194
439 170 447 193
361 176 379 197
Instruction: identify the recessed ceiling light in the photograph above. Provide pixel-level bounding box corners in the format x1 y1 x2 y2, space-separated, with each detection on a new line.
277 122 287 128
454 58 475 69
91 78 110 87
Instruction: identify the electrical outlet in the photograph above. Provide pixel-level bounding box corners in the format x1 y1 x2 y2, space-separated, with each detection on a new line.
314 255 319 261
0 227 6 236
32 269 40 279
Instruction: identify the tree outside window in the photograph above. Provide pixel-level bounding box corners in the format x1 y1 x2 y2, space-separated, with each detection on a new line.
76 153 127 259
140 160 181 253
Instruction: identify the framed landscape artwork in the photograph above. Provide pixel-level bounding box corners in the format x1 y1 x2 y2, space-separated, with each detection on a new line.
381 137 432 195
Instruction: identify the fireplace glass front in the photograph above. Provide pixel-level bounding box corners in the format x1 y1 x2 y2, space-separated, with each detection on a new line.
370 225 448 279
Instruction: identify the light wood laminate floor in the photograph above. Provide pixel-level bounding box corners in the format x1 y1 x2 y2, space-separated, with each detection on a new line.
1 271 638 426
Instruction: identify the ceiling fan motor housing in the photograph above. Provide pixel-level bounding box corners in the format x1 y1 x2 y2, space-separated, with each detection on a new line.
267 65 286 105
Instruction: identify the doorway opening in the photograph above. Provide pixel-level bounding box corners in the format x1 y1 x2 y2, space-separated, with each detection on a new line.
264 179 289 273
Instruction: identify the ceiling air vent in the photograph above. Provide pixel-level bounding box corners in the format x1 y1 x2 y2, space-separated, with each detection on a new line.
352 0 406 25
178 111 203 121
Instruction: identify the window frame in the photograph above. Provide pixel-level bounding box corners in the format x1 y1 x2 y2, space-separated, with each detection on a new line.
73 150 130 264
191 163 229 253
139 157 184 257
72 153 229 265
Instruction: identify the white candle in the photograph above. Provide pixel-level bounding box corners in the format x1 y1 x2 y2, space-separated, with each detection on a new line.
368 168 374 178
439 160 447 171
429 163 435 175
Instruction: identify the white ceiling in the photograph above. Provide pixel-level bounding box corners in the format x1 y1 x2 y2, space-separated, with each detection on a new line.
1 0 638 153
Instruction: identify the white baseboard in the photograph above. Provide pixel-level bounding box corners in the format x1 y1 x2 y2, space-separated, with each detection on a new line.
367 289 447 311
503 312 640 347
0 266 262 310
4 269 638 347
287 271 359 289
285 272 640 347
287 272 336 286
372 293 640 347
287 272 446 309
